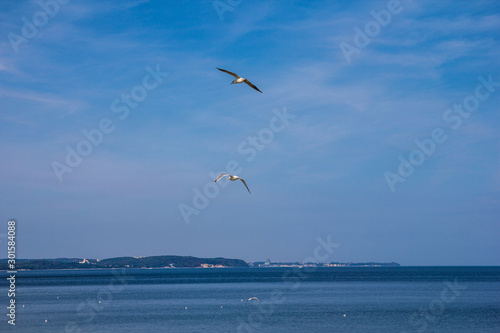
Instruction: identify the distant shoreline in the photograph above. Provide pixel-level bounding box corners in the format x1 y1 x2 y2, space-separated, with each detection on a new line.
2 265 497 272
0 255 400 271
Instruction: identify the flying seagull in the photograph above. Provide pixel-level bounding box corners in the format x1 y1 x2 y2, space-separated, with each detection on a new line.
217 68 262 93
215 174 251 194
246 297 259 305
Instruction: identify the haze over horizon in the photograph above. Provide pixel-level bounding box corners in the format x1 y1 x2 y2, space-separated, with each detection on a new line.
1 0 499 266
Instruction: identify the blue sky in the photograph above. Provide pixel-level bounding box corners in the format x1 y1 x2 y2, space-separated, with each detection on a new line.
0 0 499 265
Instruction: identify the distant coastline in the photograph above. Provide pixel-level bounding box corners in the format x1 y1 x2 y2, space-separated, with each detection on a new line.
250 260 401 268
0 255 248 270
0 255 400 271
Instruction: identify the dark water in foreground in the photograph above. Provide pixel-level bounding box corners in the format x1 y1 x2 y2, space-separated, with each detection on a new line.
0 266 499 332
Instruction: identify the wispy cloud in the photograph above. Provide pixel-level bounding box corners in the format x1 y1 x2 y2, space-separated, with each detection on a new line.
0 88 83 113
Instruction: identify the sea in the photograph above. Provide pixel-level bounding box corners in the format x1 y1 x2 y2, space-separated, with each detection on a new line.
0 266 499 332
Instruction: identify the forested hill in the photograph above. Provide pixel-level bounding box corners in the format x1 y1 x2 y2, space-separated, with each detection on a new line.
0 255 249 270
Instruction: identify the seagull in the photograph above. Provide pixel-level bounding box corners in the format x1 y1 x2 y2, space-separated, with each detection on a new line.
217 68 262 93
246 297 259 305
215 174 251 194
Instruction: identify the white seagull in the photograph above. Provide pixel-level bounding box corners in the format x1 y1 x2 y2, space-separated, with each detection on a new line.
215 174 251 194
217 68 262 93
246 297 259 305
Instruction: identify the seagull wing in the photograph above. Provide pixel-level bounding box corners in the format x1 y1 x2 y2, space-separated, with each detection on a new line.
217 68 240 79
246 297 258 304
243 79 262 93
239 178 251 194
215 173 230 183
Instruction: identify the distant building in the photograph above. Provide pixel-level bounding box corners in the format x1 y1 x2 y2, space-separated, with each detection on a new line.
200 264 225 268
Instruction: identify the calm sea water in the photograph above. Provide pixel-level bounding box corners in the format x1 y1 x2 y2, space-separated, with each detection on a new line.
0 266 499 332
